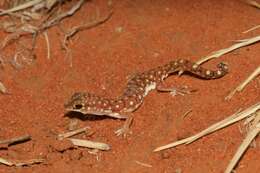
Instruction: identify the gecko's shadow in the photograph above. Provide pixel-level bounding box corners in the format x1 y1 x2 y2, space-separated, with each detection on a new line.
64 111 115 121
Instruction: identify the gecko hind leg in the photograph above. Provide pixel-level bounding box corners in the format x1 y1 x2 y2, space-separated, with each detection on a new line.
114 115 133 137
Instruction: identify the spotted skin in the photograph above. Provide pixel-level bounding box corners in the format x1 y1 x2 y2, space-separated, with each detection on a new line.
65 59 228 134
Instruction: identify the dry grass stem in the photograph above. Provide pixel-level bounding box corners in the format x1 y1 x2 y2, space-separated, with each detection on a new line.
0 81 7 93
43 31 50 59
0 0 84 49
68 138 110 151
246 0 260 8
57 126 90 140
197 35 260 64
0 0 113 68
0 157 12 166
61 7 113 66
0 0 43 16
63 10 113 46
225 66 260 100
154 102 260 152
40 0 85 31
242 0 259 33
134 160 153 168
181 109 192 119
1 24 38 49
0 134 31 145
0 157 44 166
225 110 260 173
10 51 23 69
243 24 260 33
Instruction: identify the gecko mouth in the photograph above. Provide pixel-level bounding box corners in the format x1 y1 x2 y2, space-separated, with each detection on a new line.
65 107 81 112
65 107 128 119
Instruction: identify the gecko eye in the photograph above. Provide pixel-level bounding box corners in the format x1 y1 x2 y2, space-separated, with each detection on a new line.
74 104 83 109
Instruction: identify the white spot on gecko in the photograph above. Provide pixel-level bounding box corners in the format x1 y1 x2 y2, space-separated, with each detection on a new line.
206 70 211 75
144 82 156 96
217 70 222 75
129 101 134 106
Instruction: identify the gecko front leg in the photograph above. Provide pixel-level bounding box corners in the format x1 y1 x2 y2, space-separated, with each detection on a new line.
156 84 196 96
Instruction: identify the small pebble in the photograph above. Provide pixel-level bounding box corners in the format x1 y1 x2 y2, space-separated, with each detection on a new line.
115 26 123 33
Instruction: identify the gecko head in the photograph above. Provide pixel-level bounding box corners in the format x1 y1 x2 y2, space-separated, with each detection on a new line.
64 92 88 113
64 92 127 119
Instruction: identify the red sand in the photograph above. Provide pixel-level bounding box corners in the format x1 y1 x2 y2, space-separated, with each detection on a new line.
0 0 259 173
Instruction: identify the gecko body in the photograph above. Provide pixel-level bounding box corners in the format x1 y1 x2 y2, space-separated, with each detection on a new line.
65 59 228 135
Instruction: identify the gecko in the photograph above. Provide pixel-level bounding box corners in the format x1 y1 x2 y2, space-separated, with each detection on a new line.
64 59 228 136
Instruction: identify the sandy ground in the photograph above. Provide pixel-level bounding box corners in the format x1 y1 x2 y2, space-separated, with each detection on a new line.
0 0 259 173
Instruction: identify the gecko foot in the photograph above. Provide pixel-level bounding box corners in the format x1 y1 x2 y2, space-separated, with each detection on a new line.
157 85 197 96
115 126 132 137
114 116 133 137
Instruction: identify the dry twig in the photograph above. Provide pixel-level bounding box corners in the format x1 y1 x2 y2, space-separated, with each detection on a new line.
40 0 85 31
246 0 260 9
225 110 260 173
0 0 85 49
43 31 50 59
63 10 113 46
1 24 38 49
0 134 31 146
0 157 44 166
181 109 192 119
68 138 110 151
134 160 153 168
197 35 260 64
243 0 260 33
57 126 90 140
0 0 113 67
154 102 260 152
0 81 7 94
243 24 260 33
225 66 260 100
0 0 44 16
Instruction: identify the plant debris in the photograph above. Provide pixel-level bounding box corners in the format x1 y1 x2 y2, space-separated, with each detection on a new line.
225 66 260 100
68 138 110 151
0 157 44 167
196 35 260 64
0 0 113 94
246 0 260 9
57 126 90 140
0 0 113 65
0 81 7 94
0 134 31 148
154 103 260 152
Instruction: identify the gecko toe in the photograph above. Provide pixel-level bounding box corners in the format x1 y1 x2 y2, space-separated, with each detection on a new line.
115 127 132 137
